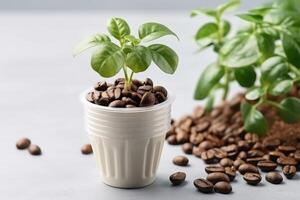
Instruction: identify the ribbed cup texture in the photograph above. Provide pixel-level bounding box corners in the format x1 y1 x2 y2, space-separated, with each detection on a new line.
82 96 173 188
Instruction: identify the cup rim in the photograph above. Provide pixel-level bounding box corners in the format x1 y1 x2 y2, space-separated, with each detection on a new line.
80 88 175 113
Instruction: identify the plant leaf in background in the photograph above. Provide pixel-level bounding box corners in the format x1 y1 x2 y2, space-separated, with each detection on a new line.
91 42 125 77
138 22 179 42
237 13 263 23
269 80 293 96
125 45 152 73
282 28 300 68
195 22 218 47
245 87 264 101
194 63 225 100
218 0 240 16
261 56 288 83
191 8 217 18
149 44 178 74
107 18 130 40
234 66 256 88
256 33 275 60
279 97 300 123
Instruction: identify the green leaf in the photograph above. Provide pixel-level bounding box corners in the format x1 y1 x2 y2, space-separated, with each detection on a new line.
234 66 256 88
124 35 140 45
245 88 264 100
261 56 288 83
241 102 268 135
256 33 275 59
195 23 218 47
218 0 240 15
125 45 152 73
221 34 260 68
73 34 111 56
149 44 178 74
138 22 178 42
279 97 300 123
205 94 215 113
249 6 274 16
91 42 125 77
282 29 300 68
194 63 225 100
191 8 217 17
269 80 293 96
222 20 231 37
107 18 130 40
237 13 263 23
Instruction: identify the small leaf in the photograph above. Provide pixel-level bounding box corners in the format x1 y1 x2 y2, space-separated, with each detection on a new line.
261 56 288 83
125 45 152 73
237 13 263 23
138 22 178 42
221 34 260 68
234 66 256 88
241 102 268 135
191 8 217 17
149 44 178 74
195 23 218 47
245 88 264 100
256 33 275 60
269 80 293 96
249 6 274 16
107 18 130 40
124 35 140 45
279 97 300 123
205 94 215 113
218 0 240 15
222 20 231 37
91 42 125 77
282 28 300 68
194 63 225 100
73 34 111 56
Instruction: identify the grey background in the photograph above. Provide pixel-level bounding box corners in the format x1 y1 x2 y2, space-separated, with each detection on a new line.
0 0 268 10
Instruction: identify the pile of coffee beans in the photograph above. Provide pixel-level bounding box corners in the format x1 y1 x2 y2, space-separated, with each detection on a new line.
86 78 168 108
167 93 300 194
16 137 42 156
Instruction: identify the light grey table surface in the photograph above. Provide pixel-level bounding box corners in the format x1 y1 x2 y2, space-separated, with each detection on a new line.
0 11 299 200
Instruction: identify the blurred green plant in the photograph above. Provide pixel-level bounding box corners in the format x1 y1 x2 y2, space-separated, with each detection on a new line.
192 0 300 135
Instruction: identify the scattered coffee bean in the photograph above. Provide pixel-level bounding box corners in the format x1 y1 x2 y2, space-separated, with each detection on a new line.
172 155 189 166
246 157 265 166
282 165 296 179
81 144 93 155
16 137 31 150
28 144 42 156
257 160 277 172
243 173 262 185
214 181 232 194
238 163 259 175
193 178 214 193
182 143 193 154
269 151 285 162
206 172 230 184
266 172 283 184
205 166 225 174
277 156 297 166
278 145 296 155
225 167 236 181
169 172 186 185
234 159 245 169
167 135 177 145
220 158 233 167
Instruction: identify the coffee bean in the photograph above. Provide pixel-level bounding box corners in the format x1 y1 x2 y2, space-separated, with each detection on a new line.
138 85 153 92
153 86 168 97
114 78 125 85
225 167 236 181
28 144 42 156
278 145 296 155
199 141 214 150
295 152 300 162
206 172 230 184
214 181 232 194
169 172 186 185
144 78 153 86
109 100 126 107
277 156 297 166
252 142 264 150
221 144 238 153
212 148 228 160
132 79 143 87
140 92 156 107
94 81 107 91
263 138 281 150
114 87 122 99
265 172 283 184
257 160 277 172
234 159 245 169
205 166 225 174
193 146 205 157
190 133 204 145
247 150 264 158
16 137 31 149
182 143 193 154
194 178 214 193
243 173 262 185
238 163 259 175
244 133 259 145
155 92 167 103
237 140 250 151
96 97 110 106
167 135 177 145
282 165 296 179
172 155 189 166
220 158 234 167
246 157 265 166
195 121 210 132
86 92 95 102
269 151 285 162
238 151 247 160
81 144 93 154
126 104 136 108
201 150 215 164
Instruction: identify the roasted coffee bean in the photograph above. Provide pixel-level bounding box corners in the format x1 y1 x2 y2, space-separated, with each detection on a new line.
86 92 95 102
122 97 137 106
199 141 214 150
247 150 264 158
109 100 126 107
277 156 297 166
221 144 238 153
212 148 227 160
246 157 265 166
195 121 210 132
269 151 285 162
263 138 281 150
214 181 232 194
114 78 125 85
81 144 93 154
132 79 143 87
121 89 131 97
140 92 156 107
153 86 168 97
114 87 121 99
94 81 107 91
138 85 153 92
206 172 230 184
28 144 42 156
257 160 277 172
155 92 167 103
220 158 234 167
234 159 245 169
225 167 236 181
238 163 259 175
193 147 205 157
182 143 193 154
175 128 189 144
266 172 283 184
169 172 186 185
282 165 296 179
237 140 250 151
96 97 110 106
173 155 189 166
16 137 31 149
167 135 177 145
193 178 214 193
244 133 259 145
295 152 300 162
201 150 215 164
252 142 264 150
238 151 247 160
190 133 204 145
144 78 153 86
243 173 262 185
205 166 225 174
278 145 296 155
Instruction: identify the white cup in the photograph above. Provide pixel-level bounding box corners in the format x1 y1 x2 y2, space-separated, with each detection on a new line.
81 89 174 188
